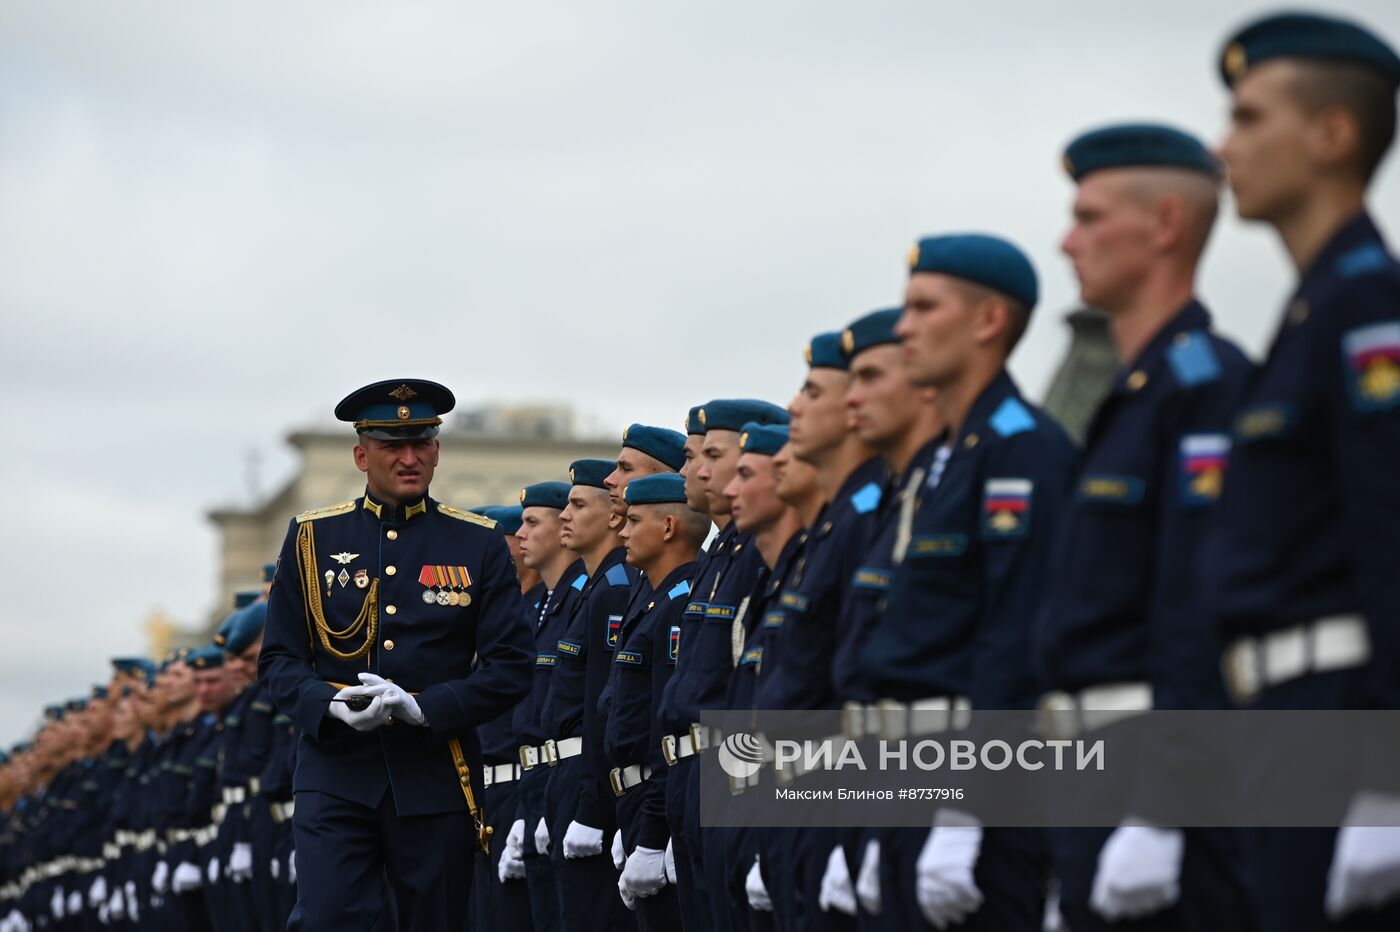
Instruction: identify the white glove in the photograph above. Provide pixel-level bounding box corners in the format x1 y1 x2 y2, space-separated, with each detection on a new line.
621 845 667 897
207 856 220 885
270 856 279 881
819 845 857 916
50 886 64 919
356 673 427 727
172 861 203 893
66 890 81 915
1090 823 1183 920
498 844 527 882
124 880 138 921
325 685 390 732
617 875 638 910
88 876 107 908
563 821 606 860
106 886 124 921
534 817 551 856
664 838 676 884
611 831 625 871
1326 792 1400 919
856 839 882 915
746 856 772 911
916 810 985 928
229 842 253 882
288 850 297 885
506 819 526 857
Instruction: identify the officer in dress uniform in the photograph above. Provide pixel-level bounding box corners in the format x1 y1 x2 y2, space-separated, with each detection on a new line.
259 378 533 931
656 399 789 932
471 504 536 932
1035 123 1255 930
606 473 708 927
1206 12 1400 930
512 480 585 932
856 234 1076 930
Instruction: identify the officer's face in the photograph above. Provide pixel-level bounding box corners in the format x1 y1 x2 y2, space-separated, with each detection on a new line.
1061 171 1157 312
897 274 985 389
1220 61 1319 222
604 448 669 516
773 441 820 505
194 667 234 713
698 430 741 517
516 507 566 569
724 453 785 534
680 435 709 512
845 345 924 449
620 504 667 567
353 436 439 504
561 487 613 554
789 368 853 462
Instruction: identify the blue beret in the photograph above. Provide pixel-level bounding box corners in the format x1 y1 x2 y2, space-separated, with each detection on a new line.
262 562 277 584
687 406 706 436
520 481 571 510
624 473 689 506
1063 123 1221 181
698 399 790 433
189 645 225 670
738 422 789 456
214 611 237 648
163 646 192 670
907 234 1039 310
805 332 848 370
623 424 686 471
91 685 109 700
334 378 456 440
233 589 260 610
1221 12 1400 89
840 308 902 360
11 742 31 754
112 656 153 677
481 504 524 534
64 697 87 713
568 458 614 489
44 704 65 721
0 751 8 766
224 601 267 654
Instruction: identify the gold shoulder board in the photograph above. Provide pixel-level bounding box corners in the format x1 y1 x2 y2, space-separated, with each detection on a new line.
438 504 497 529
294 501 356 524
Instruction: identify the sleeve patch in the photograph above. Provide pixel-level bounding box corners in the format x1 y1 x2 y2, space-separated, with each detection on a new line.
1336 243 1388 279
668 580 692 601
1166 331 1222 387
684 601 708 617
705 604 736 619
668 625 680 665
605 615 622 650
982 477 1033 538
535 654 556 667
1234 403 1295 441
614 649 645 667
907 533 969 557
1077 475 1146 505
779 591 810 612
1179 434 1229 507
740 646 763 667
849 482 882 514
989 398 1036 437
1342 321 1400 412
605 563 631 587
556 639 583 658
852 567 893 591
762 611 785 630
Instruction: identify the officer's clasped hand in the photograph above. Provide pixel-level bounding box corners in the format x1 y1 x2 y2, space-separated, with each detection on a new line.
355 673 426 727
326 685 390 732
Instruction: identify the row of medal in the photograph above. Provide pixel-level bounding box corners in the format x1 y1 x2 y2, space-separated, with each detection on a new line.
420 565 473 606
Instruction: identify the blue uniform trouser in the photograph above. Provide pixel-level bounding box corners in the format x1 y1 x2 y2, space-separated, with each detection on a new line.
1048 827 1253 931
287 788 473 932
520 765 562 932
878 826 1046 931
787 826 855 932
617 773 682 932
544 756 634 932
666 755 712 932
473 777 535 932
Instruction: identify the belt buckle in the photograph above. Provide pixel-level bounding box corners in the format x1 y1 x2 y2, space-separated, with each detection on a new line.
519 745 535 771
484 766 495 789
662 734 678 766
609 768 625 797
688 722 706 752
543 738 559 766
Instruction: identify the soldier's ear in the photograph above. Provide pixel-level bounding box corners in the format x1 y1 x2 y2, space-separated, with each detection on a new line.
662 514 678 543
353 440 369 474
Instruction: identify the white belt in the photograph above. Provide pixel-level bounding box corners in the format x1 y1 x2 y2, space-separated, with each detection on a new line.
544 736 584 766
609 764 652 797
194 825 218 847
212 803 228 825
1223 614 1370 704
248 776 261 796
662 724 711 766
483 762 520 788
519 743 547 771
223 786 246 805
1039 682 1153 739
842 696 972 741
270 800 296 823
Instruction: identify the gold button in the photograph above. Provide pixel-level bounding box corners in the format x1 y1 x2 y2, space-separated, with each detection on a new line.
384 639 395 651
1127 370 1148 391
386 529 398 541
964 433 979 449
385 604 397 615
385 565 397 576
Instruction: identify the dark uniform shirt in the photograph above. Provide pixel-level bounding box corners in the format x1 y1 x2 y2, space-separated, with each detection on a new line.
657 523 739 736
511 559 587 752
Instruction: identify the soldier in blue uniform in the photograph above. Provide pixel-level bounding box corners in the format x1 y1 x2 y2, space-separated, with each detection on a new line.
604 425 689 523
607 473 708 927
1207 12 1400 930
541 459 641 931
856 234 1076 930
512 480 586 932
1036 124 1256 930
259 378 533 931
657 399 788 932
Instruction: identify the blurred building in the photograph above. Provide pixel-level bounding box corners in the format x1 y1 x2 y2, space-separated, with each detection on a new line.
207 404 619 622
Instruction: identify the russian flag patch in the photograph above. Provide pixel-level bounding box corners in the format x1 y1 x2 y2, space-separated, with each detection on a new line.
1342 321 1400 412
1179 434 1229 506
982 478 1032 538
606 615 622 650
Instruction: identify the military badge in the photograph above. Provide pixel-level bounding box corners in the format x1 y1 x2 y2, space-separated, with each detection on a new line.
354 568 369 589
337 569 350 588
330 552 360 565
606 614 622 650
1342 321 1400 412
982 478 1032 538
1179 434 1230 506
668 625 680 665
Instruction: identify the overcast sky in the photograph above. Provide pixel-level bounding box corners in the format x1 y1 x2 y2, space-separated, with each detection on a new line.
2 1 1398 746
